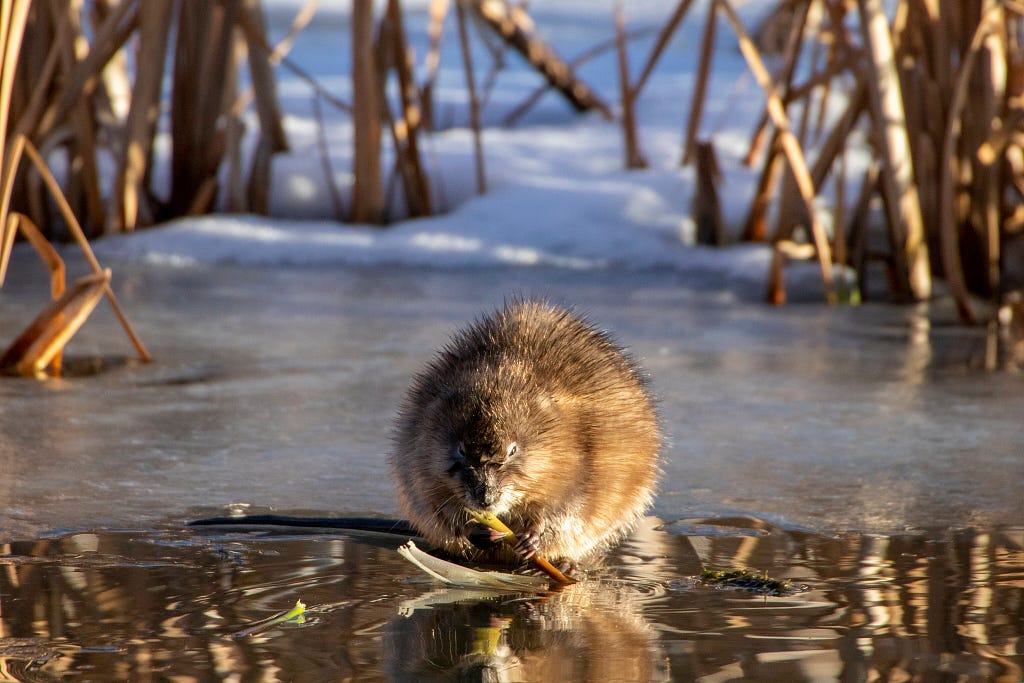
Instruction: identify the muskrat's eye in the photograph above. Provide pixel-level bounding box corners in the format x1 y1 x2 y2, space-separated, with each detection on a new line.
447 442 467 476
506 442 518 459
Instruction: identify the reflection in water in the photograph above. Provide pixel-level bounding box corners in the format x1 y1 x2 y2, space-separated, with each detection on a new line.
1 520 1022 681
385 582 668 682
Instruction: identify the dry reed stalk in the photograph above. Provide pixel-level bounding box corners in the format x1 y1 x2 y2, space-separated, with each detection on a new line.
0 212 67 375
1 212 65 371
350 0 384 222
263 0 319 62
681 3 717 166
849 162 880 293
465 0 611 119
0 0 30 176
858 0 931 302
631 0 696 100
926 0 952 98
808 77 866 188
239 0 289 213
0 214 16 284
693 139 725 245
312 93 345 220
767 240 819 304
473 16 510 113
766 245 787 304
384 0 432 217
977 15 1006 299
784 50 857 104
0 269 109 377
456 1 487 195
6 213 65 298
716 0 835 304
50 1 105 234
742 0 812 167
9 15 62 144
420 0 450 130
614 1 647 169
0 1 29 284
746 57 843 243
116 0 172 231
833 145 848 267
231 0 314 214
169 3 237 218
742 139 784 242
809 62 830 144
233 1 351 114
0 136 26 272
21 138 150 362
773 57 819 242
36 0 138 143
938 0 1006 324
504 25 657 127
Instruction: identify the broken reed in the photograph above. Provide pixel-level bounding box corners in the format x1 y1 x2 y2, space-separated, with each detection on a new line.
621 0 1023 320
0 2 149 377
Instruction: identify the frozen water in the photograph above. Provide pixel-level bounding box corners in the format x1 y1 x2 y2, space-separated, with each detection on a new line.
1 256 1020 541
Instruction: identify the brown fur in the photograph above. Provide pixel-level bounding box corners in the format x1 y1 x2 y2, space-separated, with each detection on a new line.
389 299 660 566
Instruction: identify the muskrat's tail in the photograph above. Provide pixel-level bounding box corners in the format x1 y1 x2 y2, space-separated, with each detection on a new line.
188 514 415 535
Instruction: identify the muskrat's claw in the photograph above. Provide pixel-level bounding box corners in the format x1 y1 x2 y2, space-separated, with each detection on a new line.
513 527 542 560
555 559 577 577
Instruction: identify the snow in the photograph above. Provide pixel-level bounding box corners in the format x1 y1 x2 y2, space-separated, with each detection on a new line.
91 0 863 299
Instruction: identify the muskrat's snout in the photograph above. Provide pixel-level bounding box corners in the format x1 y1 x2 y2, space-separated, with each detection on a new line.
464 472 498 508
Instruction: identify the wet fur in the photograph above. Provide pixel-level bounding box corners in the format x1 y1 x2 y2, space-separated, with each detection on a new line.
389 299 661 566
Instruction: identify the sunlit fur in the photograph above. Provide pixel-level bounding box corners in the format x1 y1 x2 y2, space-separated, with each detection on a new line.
389 299 661 566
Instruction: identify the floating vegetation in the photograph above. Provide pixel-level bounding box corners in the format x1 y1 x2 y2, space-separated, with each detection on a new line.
699 567 793 595
231 599 307 639
397 540 552 592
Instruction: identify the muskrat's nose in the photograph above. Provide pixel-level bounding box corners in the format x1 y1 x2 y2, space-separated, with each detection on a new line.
472 482 496 507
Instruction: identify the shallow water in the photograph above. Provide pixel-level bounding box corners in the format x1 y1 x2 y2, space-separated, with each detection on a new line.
1 255 1023 680
1 519 1022 681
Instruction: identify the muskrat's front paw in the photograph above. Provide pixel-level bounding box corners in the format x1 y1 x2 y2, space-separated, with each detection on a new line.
513 527 542 560
465 522 510 550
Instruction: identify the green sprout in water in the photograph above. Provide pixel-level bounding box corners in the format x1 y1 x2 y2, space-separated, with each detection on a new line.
699 568 792 595
232 599 307 639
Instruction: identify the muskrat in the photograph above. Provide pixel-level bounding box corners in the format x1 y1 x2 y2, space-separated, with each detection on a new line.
389 299 660 568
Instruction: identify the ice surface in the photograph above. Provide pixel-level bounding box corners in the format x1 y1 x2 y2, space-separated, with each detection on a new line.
1 259 1020 541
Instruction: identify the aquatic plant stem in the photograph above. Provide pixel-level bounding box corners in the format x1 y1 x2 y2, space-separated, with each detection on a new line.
21 138 151 362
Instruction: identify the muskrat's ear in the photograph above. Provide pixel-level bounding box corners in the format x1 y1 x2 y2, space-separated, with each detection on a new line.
536 392 569 417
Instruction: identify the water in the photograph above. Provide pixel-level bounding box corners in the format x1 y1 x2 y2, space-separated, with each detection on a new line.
1 520 1022 681
1 255 1023 680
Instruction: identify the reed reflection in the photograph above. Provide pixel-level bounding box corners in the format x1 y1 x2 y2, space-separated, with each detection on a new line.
0 522 1021 681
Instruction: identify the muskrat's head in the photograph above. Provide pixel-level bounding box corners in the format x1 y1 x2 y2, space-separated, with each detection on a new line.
420 370 575 516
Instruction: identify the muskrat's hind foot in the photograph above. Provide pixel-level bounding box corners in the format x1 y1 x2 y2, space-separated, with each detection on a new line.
556 559 577 577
